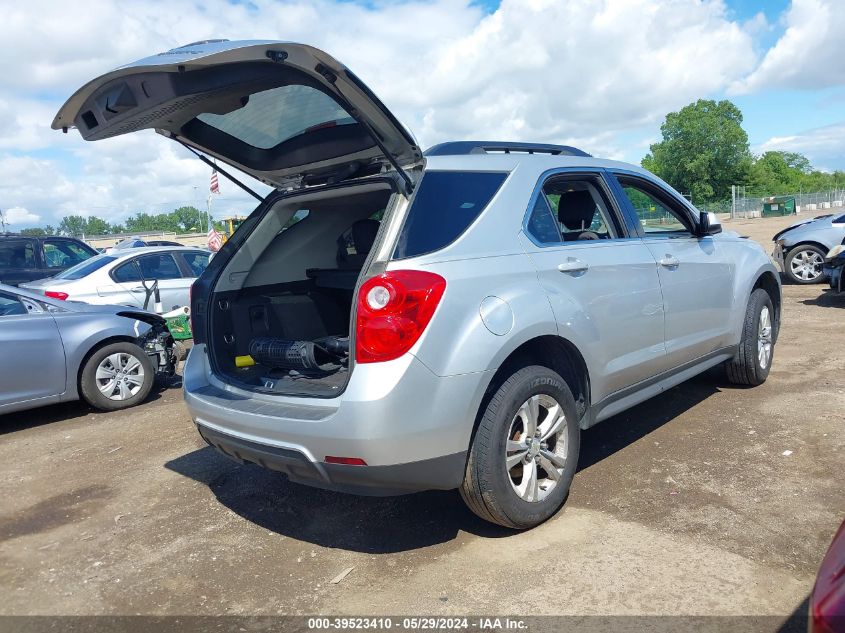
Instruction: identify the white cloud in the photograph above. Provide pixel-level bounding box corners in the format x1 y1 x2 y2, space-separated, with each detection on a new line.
0 0 770 227
757 121 845 170
3 206 41 226
732 0 845 93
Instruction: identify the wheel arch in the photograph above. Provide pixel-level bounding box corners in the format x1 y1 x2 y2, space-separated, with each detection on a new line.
785 240 829 256
751 270 781 343
475 334 591 433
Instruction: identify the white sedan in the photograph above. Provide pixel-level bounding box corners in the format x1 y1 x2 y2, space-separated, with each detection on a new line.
21 246 210 311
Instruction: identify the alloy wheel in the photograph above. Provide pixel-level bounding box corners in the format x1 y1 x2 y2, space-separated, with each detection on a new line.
758 306 773 369
789 249 824 281
505 394 568 503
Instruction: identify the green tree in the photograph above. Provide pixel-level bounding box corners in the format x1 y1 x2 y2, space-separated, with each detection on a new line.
21 227 49 236
58 215 89 236
85 216 112 235
124 212 178 233
749 151 845 195
642 99 752 203
169 206 203 232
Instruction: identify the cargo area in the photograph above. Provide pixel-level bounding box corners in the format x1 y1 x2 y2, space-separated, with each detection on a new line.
207 182 395 397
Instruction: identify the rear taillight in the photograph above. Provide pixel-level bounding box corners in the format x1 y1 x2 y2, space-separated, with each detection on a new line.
45 290 68 300
355 270 446 364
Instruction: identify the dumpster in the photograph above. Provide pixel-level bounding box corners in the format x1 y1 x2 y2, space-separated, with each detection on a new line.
762 196 795 217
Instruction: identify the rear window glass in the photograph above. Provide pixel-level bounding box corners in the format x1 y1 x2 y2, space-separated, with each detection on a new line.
393 171 508 259
196 85 355 149
55 254 116 280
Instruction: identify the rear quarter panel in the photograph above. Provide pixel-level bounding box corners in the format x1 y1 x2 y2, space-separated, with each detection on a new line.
395 253 560 377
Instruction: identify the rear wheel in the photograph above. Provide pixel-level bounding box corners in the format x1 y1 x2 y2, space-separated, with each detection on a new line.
784 245 826 284
80 342 154 411
725 289 775 386
460 365 580 529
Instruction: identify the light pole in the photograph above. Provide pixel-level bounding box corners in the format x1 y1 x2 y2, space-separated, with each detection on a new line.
192 186 200 233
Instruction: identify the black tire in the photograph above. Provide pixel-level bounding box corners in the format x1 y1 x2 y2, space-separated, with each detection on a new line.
784 244 826 284
80 342 155 411
460 365 580 529
725 289 775 387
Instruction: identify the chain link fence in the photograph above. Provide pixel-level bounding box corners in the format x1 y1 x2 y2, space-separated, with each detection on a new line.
695 187 845 219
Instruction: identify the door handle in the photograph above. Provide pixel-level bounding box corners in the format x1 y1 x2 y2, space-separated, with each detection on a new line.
557 258 589 274
130 286 146 293
659 255 680 269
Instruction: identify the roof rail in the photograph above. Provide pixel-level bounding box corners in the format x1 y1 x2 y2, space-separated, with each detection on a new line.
424 141 591 158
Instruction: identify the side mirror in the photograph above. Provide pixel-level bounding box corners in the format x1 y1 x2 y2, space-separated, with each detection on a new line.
699 211 722 236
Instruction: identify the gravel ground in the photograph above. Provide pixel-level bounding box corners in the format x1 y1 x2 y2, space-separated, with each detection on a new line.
0 214 843 627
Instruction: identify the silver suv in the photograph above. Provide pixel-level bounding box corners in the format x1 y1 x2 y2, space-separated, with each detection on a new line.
58 40 781 528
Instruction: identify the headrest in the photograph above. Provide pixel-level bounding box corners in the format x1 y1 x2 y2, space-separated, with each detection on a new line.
558 190 597 231
350 219 379 255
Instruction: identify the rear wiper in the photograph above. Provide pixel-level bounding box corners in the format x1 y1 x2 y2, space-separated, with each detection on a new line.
172 136 264 202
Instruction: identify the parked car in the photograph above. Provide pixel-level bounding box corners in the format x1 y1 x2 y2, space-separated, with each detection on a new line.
809 519 845 633
0 233 97 286
823 239 845 295
772 212 845 284
106 237 185 253
56 40 782 529
20 246 210 312
0 284 175 414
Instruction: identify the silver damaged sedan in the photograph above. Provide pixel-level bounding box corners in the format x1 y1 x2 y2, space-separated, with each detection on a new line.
0 284 175 415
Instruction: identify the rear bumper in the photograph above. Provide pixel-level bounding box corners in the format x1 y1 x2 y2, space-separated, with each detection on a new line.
197 423 466 496
183 344 490 495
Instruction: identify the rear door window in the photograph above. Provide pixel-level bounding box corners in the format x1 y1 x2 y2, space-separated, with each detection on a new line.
135 253 183 280
0 239 37 270
0 292 27 317
180 251 210 277
112 260 143 283
43 239 94 268
393 171 508 259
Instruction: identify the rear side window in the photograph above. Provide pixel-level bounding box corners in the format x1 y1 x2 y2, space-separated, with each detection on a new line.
0 239 36 270
393 171 508 259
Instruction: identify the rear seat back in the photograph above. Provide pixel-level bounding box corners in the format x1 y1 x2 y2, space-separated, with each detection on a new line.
307 218 380 289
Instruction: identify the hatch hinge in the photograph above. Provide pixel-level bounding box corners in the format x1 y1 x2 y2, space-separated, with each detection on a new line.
319 80 415 195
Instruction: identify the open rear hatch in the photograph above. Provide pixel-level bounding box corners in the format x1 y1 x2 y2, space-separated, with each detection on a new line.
55 40 424 397
53 39 422 191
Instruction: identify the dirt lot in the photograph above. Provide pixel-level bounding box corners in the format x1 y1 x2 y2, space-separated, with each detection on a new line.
1 215 843 625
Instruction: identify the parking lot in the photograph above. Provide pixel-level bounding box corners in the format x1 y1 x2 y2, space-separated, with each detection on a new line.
1 215 843 622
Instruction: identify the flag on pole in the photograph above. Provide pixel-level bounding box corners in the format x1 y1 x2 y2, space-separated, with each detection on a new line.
210 168 220 194
207 227 223 252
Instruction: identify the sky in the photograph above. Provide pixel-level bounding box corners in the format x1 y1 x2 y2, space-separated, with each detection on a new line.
0 0 843 230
